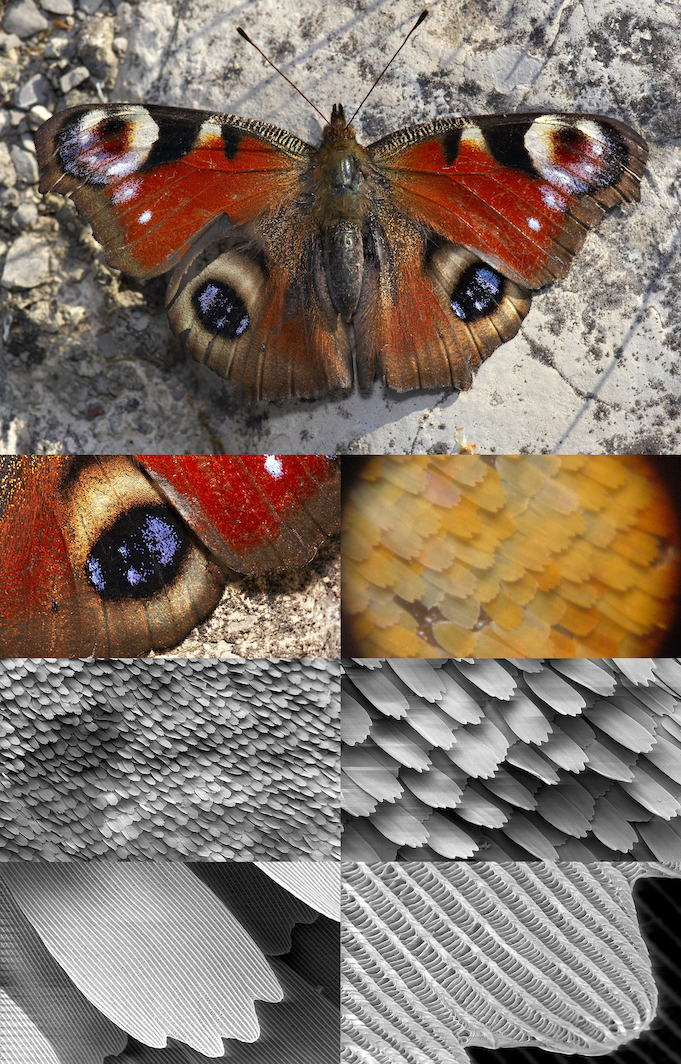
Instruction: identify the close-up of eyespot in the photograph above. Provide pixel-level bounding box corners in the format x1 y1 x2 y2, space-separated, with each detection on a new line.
1 860 340 1064
0 657 340 860
0 455 340 658
342 456 681 658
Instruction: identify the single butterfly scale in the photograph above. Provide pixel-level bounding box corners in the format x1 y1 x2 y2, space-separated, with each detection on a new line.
0 455 339 657
34 101 648 401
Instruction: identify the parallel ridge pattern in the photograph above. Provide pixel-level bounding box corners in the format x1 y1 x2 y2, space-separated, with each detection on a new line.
341 861 681 1064
0 657 339 860
341 658 681 861
342 455 680 658
1 862 339 1064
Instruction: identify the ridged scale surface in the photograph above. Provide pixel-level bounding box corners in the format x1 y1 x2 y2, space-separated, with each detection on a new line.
0 657 339 859
342 861 681 1063
342 658 681 861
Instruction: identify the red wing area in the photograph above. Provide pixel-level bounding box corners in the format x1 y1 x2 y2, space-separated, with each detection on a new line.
139 455 340 574
0 457 85 655
370 113 648 289
35 104 312 278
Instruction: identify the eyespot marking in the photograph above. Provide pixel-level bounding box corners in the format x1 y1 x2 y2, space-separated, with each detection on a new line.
58 106 159 185
193 280 250 339
451 264 505 323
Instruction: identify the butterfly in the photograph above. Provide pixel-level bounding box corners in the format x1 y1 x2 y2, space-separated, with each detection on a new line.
34 68 648 402
0 454 339 657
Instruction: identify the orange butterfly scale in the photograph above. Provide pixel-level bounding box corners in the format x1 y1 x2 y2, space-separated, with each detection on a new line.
342 455 681 658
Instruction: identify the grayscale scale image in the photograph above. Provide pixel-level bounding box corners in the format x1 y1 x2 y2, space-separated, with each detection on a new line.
341 861 681 1064
0 657 339 860
1 860 339 1064
341 658 681 861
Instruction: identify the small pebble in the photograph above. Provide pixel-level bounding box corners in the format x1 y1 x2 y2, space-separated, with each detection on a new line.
2 0 48 37
39 0 74 13
11 201 39 229
1 234 51 288
9 145 39 184
58 63 89 93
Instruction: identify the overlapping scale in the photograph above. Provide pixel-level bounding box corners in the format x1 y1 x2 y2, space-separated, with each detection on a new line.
1 862 339 1064
341 861 681 1063
342 456 680 658
342 658 681 860
0 657 339 859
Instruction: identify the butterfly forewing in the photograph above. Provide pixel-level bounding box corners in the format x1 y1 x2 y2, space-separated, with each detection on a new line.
369 112 648 289
35 104 313 278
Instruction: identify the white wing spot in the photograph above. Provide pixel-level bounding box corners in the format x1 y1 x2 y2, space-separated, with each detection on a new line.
539 185 568 212
111 177 141 204
137 210 152 225
264 455 284 479
528 217 541 231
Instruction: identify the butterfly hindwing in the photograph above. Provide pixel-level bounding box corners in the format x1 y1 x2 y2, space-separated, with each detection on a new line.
166 242 353 401
0 456 224 658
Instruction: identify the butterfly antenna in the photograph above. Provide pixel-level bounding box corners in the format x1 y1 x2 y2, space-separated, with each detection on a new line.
236 26 330 125
347 9 429 127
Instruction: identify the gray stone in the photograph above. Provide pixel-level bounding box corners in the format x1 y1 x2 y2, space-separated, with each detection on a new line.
9 144 39 183
77 0 103 13
77 16 116 85
43 33 71 57
0 31 22 51
26 103 53 129
0 110 10 137
39 0 74 13
58 63 89 92
13 71 53 108
112 34 126 52
2 0 48 38
11 201 39 229
0 143 17 188
1 234 51 288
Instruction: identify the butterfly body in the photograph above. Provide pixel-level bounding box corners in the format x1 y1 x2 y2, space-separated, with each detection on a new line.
36 100 647 401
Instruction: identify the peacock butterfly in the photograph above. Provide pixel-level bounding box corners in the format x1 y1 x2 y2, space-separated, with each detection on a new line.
34 20 648 402
0 454 339 657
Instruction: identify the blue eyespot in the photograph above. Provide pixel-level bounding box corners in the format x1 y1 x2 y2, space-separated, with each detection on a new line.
85 507 188 600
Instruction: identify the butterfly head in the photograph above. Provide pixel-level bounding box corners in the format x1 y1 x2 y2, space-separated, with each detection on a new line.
323 104 357 143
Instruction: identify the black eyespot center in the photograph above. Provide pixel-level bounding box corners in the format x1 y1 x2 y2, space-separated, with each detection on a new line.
85 505 189 601
192 280 250 340
450 263 505 323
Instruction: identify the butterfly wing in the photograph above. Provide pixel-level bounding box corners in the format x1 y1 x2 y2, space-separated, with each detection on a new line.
140 455 340 575
35 104 353 399
35 104 313 278
0 456 225 657
357 112 648 390
0 456 339 657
